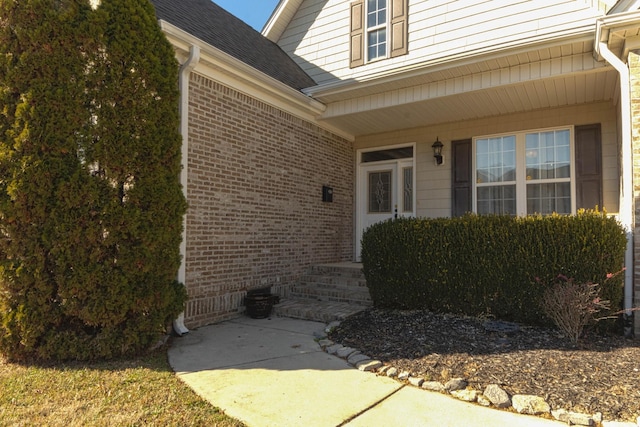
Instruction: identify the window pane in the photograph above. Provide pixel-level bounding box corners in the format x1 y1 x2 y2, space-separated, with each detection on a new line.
367 9 376 27
525 129 570 181
476 135 515 184
526 182 571 215
403 167 413 212
367 0 387 28
369 171 392 213
368 28 386 60
362 146 413 163
477 185 516 215
367 0 377 26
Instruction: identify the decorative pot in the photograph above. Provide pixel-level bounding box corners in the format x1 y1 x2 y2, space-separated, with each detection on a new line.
244 293 279 319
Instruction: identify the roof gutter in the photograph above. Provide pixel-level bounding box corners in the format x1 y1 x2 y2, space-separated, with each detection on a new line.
173 44 200 337
594 12 640 325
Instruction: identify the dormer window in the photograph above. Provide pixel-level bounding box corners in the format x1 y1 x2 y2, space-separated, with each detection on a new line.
350 0 408 68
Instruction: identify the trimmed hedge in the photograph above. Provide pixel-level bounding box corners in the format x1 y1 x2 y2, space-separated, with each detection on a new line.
361 211 626 327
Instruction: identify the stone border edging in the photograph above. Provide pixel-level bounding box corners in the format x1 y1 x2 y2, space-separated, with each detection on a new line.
316 322 640 427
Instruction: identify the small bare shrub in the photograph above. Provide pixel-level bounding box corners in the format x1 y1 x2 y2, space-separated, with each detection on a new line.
541 275 611 344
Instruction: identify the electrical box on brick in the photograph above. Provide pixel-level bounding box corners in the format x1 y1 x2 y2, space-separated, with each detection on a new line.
322 185 333 202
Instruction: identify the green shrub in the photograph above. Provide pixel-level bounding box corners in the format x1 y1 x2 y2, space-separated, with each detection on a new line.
361 211 626 328
0 0 187 361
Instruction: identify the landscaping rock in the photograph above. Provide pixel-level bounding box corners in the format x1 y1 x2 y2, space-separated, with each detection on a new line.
408 377 424 387
512 395 550 415
551 409 594 426
483 384 511 408
451 389 478 402
377 365 390 375
386 367 398 378
357 360 382 372
317 338 333 348
444 378 467 391
325 344 342 355
336 346 358 358
398 371 410 380
422 381 445 392
477 394 491 406
347 353 370 366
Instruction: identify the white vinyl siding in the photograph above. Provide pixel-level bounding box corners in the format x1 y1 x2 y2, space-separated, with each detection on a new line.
276 0 606 86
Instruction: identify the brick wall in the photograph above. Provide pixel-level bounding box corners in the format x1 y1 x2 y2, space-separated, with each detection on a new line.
629 53 640 337
183 73 354 328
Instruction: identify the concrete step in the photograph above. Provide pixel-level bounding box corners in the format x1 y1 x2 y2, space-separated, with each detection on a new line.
297 274 367 288
309 263 364 279
272 262 370 323
272 298 366 323
289 282 372 305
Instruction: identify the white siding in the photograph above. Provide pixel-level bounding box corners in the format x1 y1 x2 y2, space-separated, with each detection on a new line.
277 0 606 86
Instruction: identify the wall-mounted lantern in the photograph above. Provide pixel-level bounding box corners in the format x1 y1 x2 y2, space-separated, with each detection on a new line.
432 138 444 166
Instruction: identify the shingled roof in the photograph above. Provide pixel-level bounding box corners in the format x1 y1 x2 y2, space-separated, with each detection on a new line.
150 0 316 91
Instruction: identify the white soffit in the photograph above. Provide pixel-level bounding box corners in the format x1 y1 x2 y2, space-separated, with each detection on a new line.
307 36 618 136
316 68 618 136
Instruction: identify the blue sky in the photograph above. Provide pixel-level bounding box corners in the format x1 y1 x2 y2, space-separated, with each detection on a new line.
213 0 281 31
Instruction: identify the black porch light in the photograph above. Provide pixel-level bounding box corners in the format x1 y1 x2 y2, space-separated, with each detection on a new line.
432 138 444 166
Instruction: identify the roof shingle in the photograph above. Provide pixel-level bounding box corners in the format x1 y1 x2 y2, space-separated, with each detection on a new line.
150 0 315 90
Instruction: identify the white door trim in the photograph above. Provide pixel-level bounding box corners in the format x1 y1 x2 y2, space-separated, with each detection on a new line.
355 143 416 260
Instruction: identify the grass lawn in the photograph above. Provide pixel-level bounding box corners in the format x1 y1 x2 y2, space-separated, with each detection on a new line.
0 346 245 427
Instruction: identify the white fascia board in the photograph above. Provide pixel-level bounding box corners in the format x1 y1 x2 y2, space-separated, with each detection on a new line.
596 9 640 41
262 0 304 41
608 0 640 14
159 21 353 141
263 0 289 41
305 26 596 99
595 10 640 59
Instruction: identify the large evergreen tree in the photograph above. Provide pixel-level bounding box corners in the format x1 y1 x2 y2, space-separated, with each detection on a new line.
0 0 187 361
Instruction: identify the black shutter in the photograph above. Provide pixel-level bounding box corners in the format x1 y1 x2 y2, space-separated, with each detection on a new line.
452 139 472 216
575 124 603 210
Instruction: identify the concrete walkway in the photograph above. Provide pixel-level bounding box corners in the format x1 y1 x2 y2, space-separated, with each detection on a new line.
168 316 564 427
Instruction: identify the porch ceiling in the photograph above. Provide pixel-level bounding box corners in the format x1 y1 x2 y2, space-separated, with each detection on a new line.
308 40 620 137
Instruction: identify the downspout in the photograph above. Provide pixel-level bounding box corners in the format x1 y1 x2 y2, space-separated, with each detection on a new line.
594 19 634 326
173 45 200 336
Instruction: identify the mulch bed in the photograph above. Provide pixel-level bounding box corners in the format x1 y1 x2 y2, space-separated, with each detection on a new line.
328 308 640 423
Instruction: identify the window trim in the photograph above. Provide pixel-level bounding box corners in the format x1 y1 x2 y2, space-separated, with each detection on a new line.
472 126 577 216
350 0 408 68
366 0 389 62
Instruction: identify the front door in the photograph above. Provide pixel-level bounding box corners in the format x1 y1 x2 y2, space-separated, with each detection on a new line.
356 145 415 260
